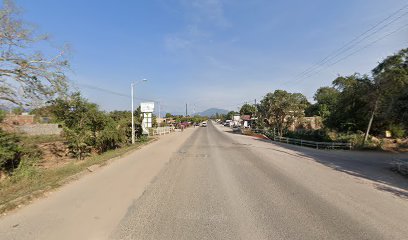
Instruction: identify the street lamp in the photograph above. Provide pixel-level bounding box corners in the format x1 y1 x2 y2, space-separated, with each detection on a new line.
131 79 148 144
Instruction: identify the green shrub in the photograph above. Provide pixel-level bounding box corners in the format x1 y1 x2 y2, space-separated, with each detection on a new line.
0 129 22 174
0 110 5 122
389 124 406 138
64 128 92 160
11 156 40 181
96 120 127 152
284 129 332 142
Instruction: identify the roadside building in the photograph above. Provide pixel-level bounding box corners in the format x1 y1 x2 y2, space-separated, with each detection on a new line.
1 113 62 136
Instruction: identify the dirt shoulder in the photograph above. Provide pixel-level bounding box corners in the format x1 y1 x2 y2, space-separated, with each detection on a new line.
0 137 155 215
0 128 197 240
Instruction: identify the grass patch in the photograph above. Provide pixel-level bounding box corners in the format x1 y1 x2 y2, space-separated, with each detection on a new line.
0 137 155 214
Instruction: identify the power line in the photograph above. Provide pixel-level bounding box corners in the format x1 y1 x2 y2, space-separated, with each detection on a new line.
75 83 130 98
327 23 408 67
295 11 408 81
285 4 408 85
74 82 156 102
295 5 408 79
294 22 408 83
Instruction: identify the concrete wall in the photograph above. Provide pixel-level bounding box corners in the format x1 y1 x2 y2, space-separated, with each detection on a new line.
16 124 62 136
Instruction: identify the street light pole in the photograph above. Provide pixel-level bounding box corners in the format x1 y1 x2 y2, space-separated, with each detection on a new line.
131 82 135 144
131 79 147 144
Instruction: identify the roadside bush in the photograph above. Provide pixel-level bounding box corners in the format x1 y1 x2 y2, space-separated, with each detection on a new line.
0 129 22 175
64 128 92 160
335 131 380 150
11 156 40 181
0 110 5 122
389 124 406 138
96 119 127 153
284 129 332 142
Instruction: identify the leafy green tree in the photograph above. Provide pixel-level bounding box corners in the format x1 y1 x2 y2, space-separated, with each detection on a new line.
239 103 256 116
322 48 408 140
226 111 238 120
259 90 308 136
304 103 319 117
325 74 372 132
314 86 339 119
64 127 92 160
96 117 127 152
108 110 145 143
52 92 93 159
0 109 5 122
152 114 158 128
0 112 21 174
0 130 21 173
363 48 408 140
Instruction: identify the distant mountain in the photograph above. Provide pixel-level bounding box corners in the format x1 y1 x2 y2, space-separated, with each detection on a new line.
196 108 229 117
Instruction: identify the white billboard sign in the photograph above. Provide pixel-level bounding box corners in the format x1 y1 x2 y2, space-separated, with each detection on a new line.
141 102 155 113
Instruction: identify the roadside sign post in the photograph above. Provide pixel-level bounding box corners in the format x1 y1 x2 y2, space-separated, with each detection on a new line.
141 102 155 135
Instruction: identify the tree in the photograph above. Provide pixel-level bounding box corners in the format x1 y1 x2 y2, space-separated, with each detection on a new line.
152 114 158 128
165 113 173 118
259 90 308 136
11 107 23 115
312 86 339 119
0 109 5 122
50 93 95 159
0 109 21 175
363 48 408 141
96 117 127 152
324 74 372 132
0 0 69 107
239 103 256 116
226 111 237 120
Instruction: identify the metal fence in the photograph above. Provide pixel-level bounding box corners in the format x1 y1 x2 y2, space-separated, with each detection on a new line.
272 136 352 150
149 126 175 136
391 158 408 176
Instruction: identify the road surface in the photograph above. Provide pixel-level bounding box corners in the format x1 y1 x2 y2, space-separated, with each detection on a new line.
1 121 408 239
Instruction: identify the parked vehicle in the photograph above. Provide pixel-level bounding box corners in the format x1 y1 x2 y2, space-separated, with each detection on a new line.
232 125 241 132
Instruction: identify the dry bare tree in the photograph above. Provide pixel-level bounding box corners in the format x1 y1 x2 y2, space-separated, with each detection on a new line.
0 0 69 107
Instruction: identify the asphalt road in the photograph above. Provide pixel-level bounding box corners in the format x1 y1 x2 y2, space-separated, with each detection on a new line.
1 121 408 239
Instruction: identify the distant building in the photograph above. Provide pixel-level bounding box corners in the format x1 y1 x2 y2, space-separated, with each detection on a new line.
3 113 35 125
240 115 257 128
156 117 176 126
1 113 62 135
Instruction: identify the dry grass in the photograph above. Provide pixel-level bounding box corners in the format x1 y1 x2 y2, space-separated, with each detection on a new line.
0 138 155 214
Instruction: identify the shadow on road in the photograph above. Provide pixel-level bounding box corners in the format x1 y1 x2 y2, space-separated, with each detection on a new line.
249 137 408 199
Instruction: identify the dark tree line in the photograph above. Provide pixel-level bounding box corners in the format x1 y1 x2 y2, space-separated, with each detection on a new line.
236 48 408 141
309 48 408 139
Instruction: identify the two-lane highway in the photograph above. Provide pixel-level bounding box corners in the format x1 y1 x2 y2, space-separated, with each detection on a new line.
1 121 408 239
112 121 408 239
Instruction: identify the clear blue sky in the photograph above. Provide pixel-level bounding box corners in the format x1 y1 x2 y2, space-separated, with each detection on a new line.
13 0 408 114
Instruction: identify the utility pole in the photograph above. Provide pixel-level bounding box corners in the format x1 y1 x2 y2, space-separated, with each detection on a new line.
158 101 161 119
254 99 257 116
131 79 148 144
185 103 188 117
131 83 135 144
